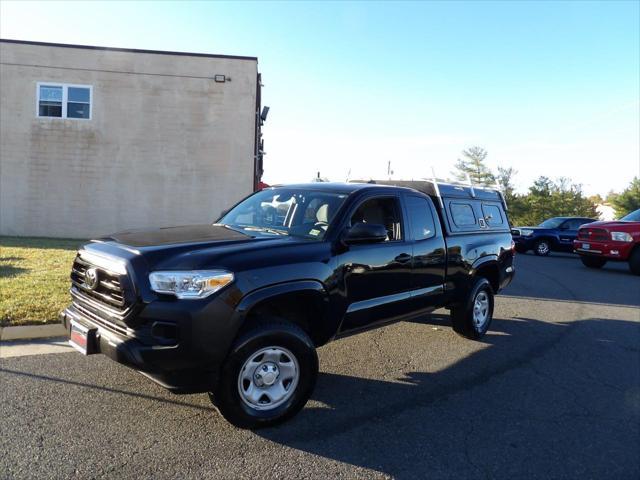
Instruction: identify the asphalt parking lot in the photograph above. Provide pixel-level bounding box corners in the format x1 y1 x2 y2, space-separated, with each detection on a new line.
1 253 639 479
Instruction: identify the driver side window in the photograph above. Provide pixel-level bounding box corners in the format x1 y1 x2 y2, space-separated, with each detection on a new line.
350 197 403 241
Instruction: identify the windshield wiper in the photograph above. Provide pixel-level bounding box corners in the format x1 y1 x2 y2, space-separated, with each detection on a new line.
241 226 288 236
213 223 248 234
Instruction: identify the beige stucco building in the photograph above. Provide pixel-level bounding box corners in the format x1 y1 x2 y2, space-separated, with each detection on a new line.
0 39 263 238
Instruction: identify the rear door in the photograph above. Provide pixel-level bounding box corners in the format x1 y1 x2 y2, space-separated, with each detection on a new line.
404 194 447 312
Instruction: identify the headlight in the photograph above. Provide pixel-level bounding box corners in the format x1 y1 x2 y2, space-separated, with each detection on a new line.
520 229 534 237
611 232 633 242
149 270 234 299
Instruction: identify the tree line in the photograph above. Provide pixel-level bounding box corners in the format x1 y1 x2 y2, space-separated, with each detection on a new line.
453 146 640 226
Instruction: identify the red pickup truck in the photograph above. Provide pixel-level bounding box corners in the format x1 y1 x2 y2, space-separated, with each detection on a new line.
574 209 640 274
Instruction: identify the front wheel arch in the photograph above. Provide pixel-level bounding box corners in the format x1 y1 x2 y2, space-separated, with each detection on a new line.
233 281 332 347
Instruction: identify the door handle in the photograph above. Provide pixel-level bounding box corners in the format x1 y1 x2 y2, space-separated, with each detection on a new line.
394 253 412 264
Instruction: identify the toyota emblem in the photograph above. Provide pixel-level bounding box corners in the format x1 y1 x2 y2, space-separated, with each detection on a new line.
84 268 99 290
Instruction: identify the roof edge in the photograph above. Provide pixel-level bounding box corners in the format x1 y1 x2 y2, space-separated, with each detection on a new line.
0 38 258 62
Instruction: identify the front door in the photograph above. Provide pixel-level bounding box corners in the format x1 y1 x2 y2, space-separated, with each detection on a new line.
338 195 413 332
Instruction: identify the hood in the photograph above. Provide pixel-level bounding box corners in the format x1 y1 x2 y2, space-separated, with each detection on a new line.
103 224 252 248
513 226 545 232
580 220 640 230
88 223 315 272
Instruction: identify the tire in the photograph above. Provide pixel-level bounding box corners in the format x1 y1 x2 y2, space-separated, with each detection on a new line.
533 239 551 256
580 256 607 269
210 319 318 429
450 277 494 340
629 248 640 275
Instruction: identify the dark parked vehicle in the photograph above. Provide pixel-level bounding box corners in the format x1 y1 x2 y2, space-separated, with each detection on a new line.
61 181 515 428
511 216 596 256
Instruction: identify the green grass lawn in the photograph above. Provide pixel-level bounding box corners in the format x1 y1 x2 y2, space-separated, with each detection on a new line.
1 236 84 326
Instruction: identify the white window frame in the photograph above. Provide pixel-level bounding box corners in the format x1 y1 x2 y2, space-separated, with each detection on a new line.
36 82 93 120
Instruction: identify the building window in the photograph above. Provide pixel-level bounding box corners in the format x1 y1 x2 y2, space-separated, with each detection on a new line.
37 83 92 119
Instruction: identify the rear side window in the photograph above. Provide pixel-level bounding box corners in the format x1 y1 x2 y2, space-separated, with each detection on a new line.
481 204 504 227
563 219 590 230
450 203 476 226
405 196 436 240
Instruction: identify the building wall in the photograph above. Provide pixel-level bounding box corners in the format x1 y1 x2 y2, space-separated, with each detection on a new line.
0 41 258 238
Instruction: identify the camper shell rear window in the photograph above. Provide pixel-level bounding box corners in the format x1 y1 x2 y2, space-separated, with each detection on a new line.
443 198 509 234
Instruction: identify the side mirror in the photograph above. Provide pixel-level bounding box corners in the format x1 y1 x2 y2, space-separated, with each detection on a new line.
343 222 387 245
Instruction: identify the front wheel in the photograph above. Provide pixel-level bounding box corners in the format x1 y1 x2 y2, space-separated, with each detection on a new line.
451 277 495 340
534 240 551 256
580 256 607 269
210 320 318 429
629 248 640 275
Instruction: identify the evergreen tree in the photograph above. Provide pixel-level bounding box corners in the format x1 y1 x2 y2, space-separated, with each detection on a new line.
496 166 526 224
512 176 597 226
453 147 495 184
611 177 640 218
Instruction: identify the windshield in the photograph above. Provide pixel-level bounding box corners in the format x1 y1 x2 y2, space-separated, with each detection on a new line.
620 209 640 222
538 217 565 229
218 188 348 240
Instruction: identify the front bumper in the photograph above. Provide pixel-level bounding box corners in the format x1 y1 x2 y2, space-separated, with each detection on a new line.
512 236 535 251
60 292 241 393
573 239 633 260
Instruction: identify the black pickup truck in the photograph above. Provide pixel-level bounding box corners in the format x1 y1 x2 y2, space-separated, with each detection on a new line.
61 181 515 428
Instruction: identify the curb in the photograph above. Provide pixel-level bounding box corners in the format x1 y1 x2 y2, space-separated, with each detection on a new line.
0 323 66 341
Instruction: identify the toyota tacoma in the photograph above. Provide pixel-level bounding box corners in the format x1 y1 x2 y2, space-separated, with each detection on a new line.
511 216 596 256
61 181 515 428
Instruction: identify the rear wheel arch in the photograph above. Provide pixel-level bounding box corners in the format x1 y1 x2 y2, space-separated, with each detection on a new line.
471 258 500 293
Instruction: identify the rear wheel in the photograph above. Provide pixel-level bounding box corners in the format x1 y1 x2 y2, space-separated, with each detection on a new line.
451 277 494 340
629 248 640 275
580 256 607 269
534 239 550 256
210 320 318 429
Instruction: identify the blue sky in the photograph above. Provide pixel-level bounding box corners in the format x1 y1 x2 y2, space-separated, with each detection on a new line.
2 0 638 194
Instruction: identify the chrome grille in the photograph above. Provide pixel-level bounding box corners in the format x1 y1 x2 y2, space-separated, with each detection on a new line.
71 301 130 337
70 254 136 336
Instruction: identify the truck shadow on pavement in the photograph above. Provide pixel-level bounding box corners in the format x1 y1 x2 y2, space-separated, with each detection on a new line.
0 315 637 478
257 314 639 478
